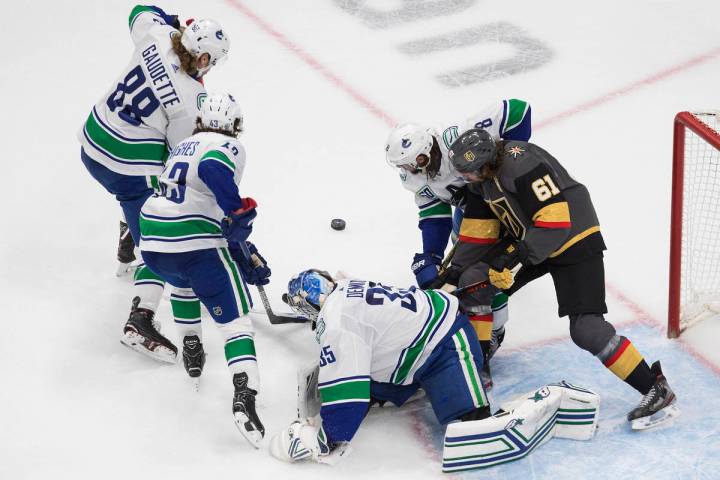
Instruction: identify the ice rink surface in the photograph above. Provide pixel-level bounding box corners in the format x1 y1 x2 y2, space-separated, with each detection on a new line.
3 1 720 478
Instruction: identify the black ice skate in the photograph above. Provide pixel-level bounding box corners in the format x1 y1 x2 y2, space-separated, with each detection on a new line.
627 361 680 430
116 221 137 276
120 297 178 364
182 335 206 391
232 372 265 448
480 356 493 391
488 326 506 361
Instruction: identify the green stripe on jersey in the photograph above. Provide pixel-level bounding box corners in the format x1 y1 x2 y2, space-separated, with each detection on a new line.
504 99 529 133
491 292 508 310
129 5 155 29
319 379 370 405
84 111 167 164
139 214 222 238
391 290 449 384
419 202 452 219
200 150 235 171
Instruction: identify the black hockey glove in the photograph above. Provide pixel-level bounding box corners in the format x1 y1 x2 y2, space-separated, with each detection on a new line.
481 237 529 271
429 264 462 290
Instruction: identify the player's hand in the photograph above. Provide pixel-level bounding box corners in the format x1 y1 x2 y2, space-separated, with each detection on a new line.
232 241 271 286
222 197 257 244
483 237 528 271
488 268 514 290
411 252 442 289
429 264 462 290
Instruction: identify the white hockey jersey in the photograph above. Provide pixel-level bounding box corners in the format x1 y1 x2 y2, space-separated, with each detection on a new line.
139 131 246 253
399 99 531 220
315 280 459 407
79 6 207 176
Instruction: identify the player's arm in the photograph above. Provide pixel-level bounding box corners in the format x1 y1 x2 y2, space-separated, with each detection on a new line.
316 327 372 447
271 325 371 464
128 5 179 44
453 189 502 267
499 99 532 142
197 143 246 214
432 189 500 289
485 162 571 276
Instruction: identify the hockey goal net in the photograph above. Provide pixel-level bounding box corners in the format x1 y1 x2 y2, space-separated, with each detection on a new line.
668 111 720 338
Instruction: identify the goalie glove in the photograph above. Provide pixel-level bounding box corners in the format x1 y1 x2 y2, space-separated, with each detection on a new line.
270 419 351 465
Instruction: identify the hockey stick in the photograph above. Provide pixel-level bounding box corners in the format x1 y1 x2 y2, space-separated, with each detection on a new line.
450 279 490 297
238 242 310 325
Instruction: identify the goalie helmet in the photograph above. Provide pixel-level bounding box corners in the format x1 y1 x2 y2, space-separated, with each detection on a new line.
385 123 434 170
448 128 497 175
199 93 243 136
285 269 335 323
181 19 230 76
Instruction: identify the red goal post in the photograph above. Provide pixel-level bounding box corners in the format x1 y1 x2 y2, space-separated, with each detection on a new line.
668 111 720 338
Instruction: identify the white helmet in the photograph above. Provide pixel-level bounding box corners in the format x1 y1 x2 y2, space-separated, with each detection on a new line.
199 93 243 136
385 123 434 169
181 19 230 76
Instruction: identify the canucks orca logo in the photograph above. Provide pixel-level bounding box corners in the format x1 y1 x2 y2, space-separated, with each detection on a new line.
401 138 412 148
216 30 225 40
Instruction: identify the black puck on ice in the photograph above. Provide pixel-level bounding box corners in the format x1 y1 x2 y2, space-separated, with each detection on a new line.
331 218 346 231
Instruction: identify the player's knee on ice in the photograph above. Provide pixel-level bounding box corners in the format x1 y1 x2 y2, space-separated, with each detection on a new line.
569 313 616 355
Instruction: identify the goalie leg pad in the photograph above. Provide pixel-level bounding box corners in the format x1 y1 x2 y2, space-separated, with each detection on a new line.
442 382 599 472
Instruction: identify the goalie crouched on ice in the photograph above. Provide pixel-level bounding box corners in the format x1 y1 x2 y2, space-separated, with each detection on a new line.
270 270 491 464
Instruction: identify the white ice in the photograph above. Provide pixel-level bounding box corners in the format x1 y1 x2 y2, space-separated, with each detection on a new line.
3 1 720 478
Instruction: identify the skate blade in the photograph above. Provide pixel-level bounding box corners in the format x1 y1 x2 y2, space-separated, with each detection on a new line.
233 412 263 449
631 404 681 430
120 332 177 364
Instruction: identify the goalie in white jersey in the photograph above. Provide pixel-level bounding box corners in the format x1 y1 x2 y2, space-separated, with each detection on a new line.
138 93 269 447
78 4 230 362
270 270 491 464
384 99 532 387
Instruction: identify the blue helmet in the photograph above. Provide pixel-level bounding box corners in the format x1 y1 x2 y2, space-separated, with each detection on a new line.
284 269 335 322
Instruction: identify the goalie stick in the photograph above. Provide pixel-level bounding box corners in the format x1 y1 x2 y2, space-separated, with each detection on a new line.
237 242 310 325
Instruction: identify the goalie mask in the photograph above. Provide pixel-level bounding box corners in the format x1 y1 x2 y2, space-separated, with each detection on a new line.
284 269 335 323
199 93 243 136
385 123 435 172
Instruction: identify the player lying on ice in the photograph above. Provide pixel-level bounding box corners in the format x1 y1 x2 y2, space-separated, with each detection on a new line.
270 271 604 470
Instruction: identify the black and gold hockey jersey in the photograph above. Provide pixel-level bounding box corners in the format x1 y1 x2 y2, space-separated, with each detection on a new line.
454 141 605 268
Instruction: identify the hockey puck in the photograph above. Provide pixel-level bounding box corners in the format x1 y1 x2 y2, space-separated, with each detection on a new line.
331 218 346 231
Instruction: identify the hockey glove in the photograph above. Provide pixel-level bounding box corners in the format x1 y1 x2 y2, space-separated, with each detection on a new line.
429 264 462 290
489 268 515 290
222 197 257 245
269 419 332 463
482 237 528 271
411 252 443 289
231 241 271 286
